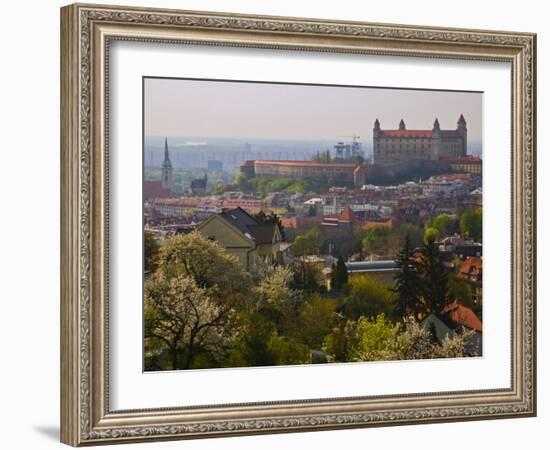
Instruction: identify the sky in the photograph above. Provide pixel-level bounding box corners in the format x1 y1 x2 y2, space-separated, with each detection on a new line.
144 77 482 142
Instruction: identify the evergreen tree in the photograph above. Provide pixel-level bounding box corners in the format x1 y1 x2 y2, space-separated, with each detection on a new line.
392 235 421 318
418 237 449 314
331 256 349 291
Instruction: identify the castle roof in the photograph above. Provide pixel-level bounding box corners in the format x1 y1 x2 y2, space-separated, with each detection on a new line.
379 130 433 138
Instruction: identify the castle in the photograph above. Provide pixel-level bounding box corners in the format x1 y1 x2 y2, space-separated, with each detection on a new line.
373 115 467 165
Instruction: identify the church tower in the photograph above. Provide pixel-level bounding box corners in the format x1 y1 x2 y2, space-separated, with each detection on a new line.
161 137 174 191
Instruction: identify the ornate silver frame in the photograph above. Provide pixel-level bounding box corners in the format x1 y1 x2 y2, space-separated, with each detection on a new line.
60 3 536 446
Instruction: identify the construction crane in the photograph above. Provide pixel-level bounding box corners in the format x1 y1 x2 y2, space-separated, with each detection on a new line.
334 135 363 160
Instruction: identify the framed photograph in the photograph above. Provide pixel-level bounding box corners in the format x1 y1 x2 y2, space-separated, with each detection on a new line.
60 3 536 446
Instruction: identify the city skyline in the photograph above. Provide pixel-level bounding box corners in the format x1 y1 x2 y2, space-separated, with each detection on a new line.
144 78 483 142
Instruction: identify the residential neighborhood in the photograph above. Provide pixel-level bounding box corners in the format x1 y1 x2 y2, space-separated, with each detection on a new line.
144 119 483 371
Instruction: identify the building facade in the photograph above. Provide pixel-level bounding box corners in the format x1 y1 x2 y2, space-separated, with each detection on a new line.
240 160 370 188
373 115 468 165
440 156 482 174
197 207 283 272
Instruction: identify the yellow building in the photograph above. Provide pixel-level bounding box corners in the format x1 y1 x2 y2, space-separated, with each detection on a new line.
197 207 283 272
441 156 482 174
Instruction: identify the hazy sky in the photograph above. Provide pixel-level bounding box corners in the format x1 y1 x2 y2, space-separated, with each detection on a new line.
144 78 482 141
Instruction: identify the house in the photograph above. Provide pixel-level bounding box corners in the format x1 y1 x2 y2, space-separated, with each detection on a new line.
440 300 482 356
457 256 483 306
197 207 283 272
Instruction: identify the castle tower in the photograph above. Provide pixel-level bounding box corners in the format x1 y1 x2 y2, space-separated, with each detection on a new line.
161 137 174 191
431 118 441 160
457 114 467 155
373 119 381 164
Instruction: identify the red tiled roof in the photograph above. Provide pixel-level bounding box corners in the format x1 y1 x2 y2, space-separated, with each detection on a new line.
442 300 482 332
380 130 432 138
255 160 358 169
339 206 357 223
459 256 482 276
143 181 171 200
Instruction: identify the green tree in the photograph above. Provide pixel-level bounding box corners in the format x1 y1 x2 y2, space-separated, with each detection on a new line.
460 208 482 242
392 235 421 318
342 276 395 320
362 226 393 257
447 275 474 309
330 256 348 291
323 316 361 362
324 314 475 363
225 313 277 367
144 230 160 273
268 335 310 365
290 295 338 350
418 237 450 314
427 214 458 238
292 226 323 257
423 226 440 243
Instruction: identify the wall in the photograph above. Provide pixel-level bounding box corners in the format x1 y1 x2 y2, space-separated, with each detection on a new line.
0 1 547 449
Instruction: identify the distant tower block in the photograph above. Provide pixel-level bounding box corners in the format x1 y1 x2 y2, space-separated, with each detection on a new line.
161 137 174 191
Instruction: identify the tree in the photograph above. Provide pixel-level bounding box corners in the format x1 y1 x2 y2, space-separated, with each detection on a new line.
144 273 239 370
144 230 160 273
417 237 450 314
324 314 474 363
392 235 422 318
144 232 252 370
460 208 482 242
323 315 361 362
427 214 458 238
423 226 440 243
362 226 393 257
255 266 303 334
157 231 252 300
341 276 395 320
292 226 323 257
361 224 422 259
447 275 474 309
290 295 338 350
330 256 348 291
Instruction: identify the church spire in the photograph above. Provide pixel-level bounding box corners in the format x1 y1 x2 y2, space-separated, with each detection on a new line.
161 137 173 191
162 137 172 169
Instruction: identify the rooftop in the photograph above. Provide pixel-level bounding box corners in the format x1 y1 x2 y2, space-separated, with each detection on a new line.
255 160 359 169
346 260 398 272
